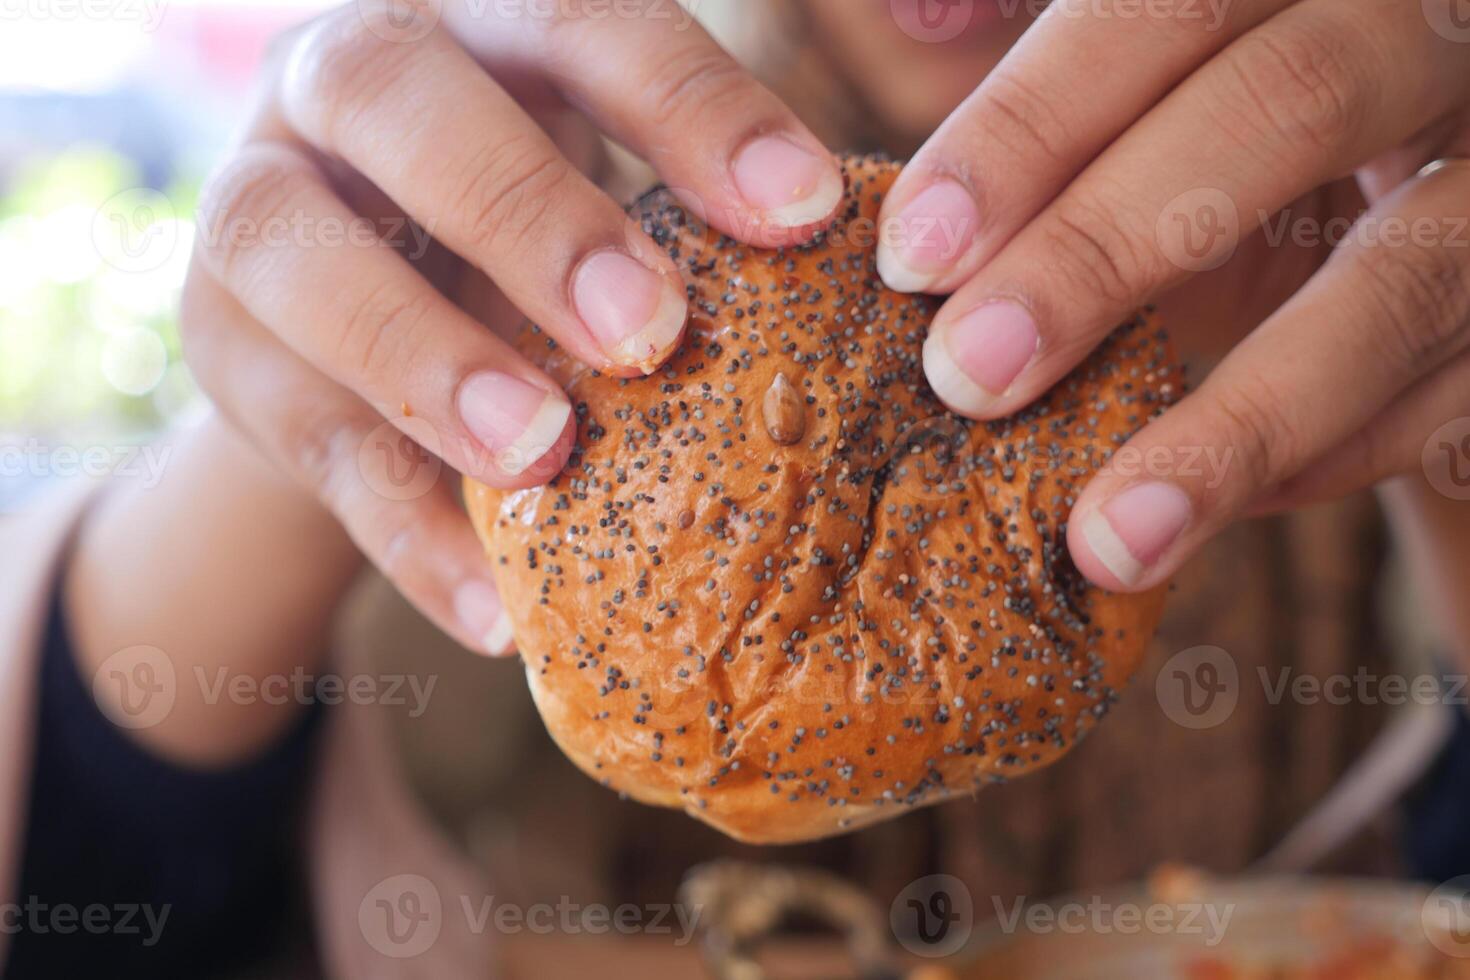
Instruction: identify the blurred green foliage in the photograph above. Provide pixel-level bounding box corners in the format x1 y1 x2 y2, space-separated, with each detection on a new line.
0 146 199 440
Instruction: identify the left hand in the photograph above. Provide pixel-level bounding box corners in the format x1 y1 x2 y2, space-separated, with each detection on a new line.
877 0 1470 591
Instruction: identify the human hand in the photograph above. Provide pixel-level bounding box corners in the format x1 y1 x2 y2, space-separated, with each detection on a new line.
879 0 1470 591
180 0 843 654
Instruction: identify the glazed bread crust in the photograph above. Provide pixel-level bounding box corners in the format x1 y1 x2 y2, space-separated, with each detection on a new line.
466 156 1179 844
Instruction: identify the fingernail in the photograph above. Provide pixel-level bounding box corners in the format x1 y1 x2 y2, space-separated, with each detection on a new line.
922 301 1039 416
457 371 572 477
454 580 514 656
732 135 844 229
1081 482 1193 586
573 250 687 373
877 179 980 293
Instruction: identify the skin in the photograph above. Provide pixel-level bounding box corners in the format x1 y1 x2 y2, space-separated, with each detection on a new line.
65 0 1470 766
858 0 1470 595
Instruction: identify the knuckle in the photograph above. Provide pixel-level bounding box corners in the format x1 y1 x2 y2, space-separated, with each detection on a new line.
284 410 360 505
641 45 753 130
1350 422 1401 487
376 521 422 582
1354 243 1470 374
196 146 316 283
337 448 432 584
457 140 574 256
1223 23 1369 155
1206 378 1307 492
335 281 437 381
1041 188 1161 306
284 10 407 140
975 70 1070 166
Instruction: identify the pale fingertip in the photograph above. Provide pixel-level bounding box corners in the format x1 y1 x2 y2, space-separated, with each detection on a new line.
876 178 981 294
610 277 688 374
483 613 516 658
574 250 689 374
1078 509 1145 587
459 371 575 480
877 243 941 294
1073 481 1193 590
454 579 514 656
922 328 998 417
732 136 844 231
499 394 573 477
762 165 845 230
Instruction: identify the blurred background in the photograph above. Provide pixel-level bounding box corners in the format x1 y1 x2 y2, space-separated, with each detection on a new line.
6 3 1470 975
0 0 335 509
0 0 751 514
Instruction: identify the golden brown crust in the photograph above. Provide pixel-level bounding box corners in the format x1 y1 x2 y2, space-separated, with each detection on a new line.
465 155 1179 844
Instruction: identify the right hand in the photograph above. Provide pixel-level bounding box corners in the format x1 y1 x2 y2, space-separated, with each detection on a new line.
180 0 842 655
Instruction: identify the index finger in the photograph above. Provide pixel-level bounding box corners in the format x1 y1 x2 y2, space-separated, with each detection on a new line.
446 0 846 245
876 0 1286 295
918 0 1470 421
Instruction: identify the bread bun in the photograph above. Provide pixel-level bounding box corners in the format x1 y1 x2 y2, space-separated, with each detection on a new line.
466 155 1178 844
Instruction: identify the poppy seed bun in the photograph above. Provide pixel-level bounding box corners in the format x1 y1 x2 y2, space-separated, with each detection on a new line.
466 155 1179 844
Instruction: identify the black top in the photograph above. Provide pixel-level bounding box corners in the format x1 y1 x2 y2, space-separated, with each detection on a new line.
1405 691 1470 883
6 576 1468 977
4 587 320 979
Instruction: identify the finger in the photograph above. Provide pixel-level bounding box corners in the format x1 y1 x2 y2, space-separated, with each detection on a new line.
180 264 515 656
229 38 543 350
195 141 575 488
445 0 845 245
878 0 1288 294
1067 155 1470 591
1253 347 1470 514
921 0 1470 421
278 8 694 376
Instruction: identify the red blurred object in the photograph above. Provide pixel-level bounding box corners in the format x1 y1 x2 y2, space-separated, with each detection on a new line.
152 4 325 97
